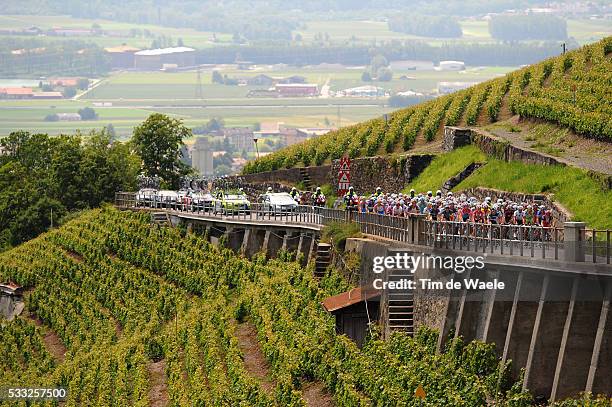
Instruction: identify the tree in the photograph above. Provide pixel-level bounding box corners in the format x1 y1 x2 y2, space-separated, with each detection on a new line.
132 114 192 189
212 70 224 84
370 54 389 73
106 123 117 140
78 107 98 120
294 33 302 42
206 117 224 132
77 78 90 90
44 114 59 122
0 129 140 250
63 87 77 98
377 67 393 81
361 71 372 82
177 37 184 46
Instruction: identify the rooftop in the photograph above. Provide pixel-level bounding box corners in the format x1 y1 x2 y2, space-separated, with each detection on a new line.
135 47 195 56
105 45 141 53
0 87 34 95
321 286 380 313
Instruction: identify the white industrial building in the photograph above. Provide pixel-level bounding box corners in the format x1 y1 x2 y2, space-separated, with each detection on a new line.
436 60 466 71
437 81 478 94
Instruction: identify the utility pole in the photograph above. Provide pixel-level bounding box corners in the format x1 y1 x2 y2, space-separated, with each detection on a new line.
195 68 203 99
50 208 53 228
561 42 566 55
253 137 260 159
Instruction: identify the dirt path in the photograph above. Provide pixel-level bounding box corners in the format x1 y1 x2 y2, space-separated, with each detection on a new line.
302 381 336 407
27 313 67 363
148 360 169 407
235 322 276 394
483 117 612 176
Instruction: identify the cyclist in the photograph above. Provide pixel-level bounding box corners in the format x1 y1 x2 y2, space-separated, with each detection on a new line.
289 186 300 202
409 188 416 199
344 186 358 211
374 187 383 198
312 186 326 207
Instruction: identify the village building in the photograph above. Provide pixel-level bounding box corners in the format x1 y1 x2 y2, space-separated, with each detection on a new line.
275 83 319 97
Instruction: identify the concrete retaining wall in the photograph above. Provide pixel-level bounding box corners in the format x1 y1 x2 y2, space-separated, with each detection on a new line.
345 235 612 402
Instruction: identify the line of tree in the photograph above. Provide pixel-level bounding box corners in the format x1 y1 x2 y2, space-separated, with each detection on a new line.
0 114 194 251
388 14 463 38
0 38 109 77
195 40 573 67
488 14 568 41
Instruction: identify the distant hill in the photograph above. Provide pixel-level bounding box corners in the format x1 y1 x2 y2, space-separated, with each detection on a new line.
243 36 611 174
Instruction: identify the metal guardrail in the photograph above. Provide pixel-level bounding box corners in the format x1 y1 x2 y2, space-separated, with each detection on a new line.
115 192 610 265
423 220 564 261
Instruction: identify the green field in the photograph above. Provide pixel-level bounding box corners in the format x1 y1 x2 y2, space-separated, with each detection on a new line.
0 65 513 137
1 14 609 49
0 14 233 48
0 100 393 138
82 66 513 100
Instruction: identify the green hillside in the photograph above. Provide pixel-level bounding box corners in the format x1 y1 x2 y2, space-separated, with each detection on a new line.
243 36 611 174
0 207 535 406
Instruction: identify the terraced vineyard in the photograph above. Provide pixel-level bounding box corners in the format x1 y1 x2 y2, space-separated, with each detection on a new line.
0 207 539 406
243 36 611 174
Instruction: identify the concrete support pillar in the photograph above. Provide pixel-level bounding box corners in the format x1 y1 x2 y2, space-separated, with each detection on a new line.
297 235 304 254
563 222 585 262
453 269 471 340
523 275 550 391
307 234 317 265
584 283 612 394
262 230 271 256
205 225 211 240
240 229 251 256
551 278 579 401
585 283 611 394
186 222 193 234
437 271 461 353
456 268 497 343
503 272 544 379
522 275 573 399
502 271 524 363
281 233 289 251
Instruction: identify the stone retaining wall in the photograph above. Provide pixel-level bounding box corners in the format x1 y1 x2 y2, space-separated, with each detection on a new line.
236 154 434 196
237 165 332 186
330 154 435 195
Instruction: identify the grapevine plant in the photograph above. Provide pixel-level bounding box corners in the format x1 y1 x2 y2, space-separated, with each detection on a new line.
0 208 608 406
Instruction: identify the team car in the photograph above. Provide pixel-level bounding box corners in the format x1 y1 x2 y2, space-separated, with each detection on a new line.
191 191 215 212
213 191 251 214
157 190 180 208
260 192 298 213
135 188 157 207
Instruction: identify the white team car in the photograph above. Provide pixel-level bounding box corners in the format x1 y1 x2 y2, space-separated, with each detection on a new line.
260 192 298 213
135 188 158 207
157 190 179 208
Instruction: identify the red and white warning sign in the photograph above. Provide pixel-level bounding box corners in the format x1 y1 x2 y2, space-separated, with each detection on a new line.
337 156 351 195
339 156 350 171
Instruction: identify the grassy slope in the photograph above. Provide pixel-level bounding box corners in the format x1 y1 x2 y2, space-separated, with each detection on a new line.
404 145 486 192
